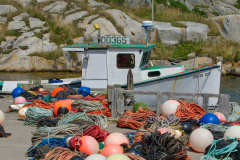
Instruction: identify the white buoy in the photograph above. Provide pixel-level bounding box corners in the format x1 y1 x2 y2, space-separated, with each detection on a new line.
175 130 182 138
85 154 106 160
18 107 28 120
224 126 240 139
161 100 180 116
189 128 213 152
0 110 5 125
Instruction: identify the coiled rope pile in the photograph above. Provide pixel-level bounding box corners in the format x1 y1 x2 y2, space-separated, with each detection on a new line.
117 108 156 130
72 100 106 113
57 112 108 130
0 124 11 137
137 131 187 160
43 147 89 160
36 115 64 128
124 153 146 160
175 101 205 121
24 107 53 126
19 91 36 100
83 125 109 142
24 100 54 109
69 119 95 130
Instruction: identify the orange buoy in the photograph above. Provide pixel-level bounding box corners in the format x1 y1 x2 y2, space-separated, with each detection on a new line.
79 136 99 155
100 144 123 157
51 87 64 97
53 100 71 116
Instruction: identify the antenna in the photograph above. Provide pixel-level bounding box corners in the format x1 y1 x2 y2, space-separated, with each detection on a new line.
152 0 154 23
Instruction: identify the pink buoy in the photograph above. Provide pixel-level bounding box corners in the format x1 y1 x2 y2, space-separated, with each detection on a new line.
161 100 180 116
189 128 213 153
14 96 26 104
213 112 226 121
104 133 128 147
157 128 178 138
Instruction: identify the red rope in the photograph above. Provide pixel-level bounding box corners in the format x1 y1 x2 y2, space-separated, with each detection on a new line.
83 125 109 142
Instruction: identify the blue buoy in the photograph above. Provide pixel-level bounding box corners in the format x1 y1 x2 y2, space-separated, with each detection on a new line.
12 88 25 98
78 86 90 97
200 113 220 125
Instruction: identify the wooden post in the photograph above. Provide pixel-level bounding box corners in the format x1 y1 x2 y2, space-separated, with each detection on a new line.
202 94 209 113
127 69 133 90
156 92 163 116
219 94 229 120
107 85 114 110
111 89 118 118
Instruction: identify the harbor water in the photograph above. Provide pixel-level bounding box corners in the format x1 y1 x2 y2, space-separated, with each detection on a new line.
0 72 239 104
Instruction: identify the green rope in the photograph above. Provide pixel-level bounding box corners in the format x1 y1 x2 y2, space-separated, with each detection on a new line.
72 100 105 112
23 107 53 126
57 112 108 130
200 123 229 132
200 137 239 160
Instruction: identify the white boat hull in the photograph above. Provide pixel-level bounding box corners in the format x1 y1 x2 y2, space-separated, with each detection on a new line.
129 65 221 107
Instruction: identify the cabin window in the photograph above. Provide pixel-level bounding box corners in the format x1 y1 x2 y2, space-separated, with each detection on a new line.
148 71 160 77
117 54 135 69
140 51 150 67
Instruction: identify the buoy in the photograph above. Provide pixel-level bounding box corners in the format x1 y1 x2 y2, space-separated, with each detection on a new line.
14 96 26 104
201 113 220 125
181 122 192 134
161 100 180 116
213 112 226 121
175 130 182 138
79 136 99 155
101 144 123 157
98 142 104 150
51 87 64 97
133 102 148 113
189 128 213 152
104 132 129 147
85 154 106 160
224 126 240 139
124 148 142 156
78 86 91 97
105 154 130 160
53 100 71 116
18 107 28 120
12 88 25 98
35 95 44 100
66 136 82 149
0 110 5 125
70 156 84 160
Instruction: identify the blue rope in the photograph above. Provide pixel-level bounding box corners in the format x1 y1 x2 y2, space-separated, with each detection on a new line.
27 138 67 157
200 137 239 160
124 132 137 145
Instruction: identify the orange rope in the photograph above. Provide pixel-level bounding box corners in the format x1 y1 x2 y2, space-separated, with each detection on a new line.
175 101 205 121
24 100 54 109
117 108 156 130
42 147 79 160
124 153 146 160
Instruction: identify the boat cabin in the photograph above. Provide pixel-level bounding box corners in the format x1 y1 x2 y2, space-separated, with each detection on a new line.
62 43 184 89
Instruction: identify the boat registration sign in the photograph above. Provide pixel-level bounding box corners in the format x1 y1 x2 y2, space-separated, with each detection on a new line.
101 36 130 44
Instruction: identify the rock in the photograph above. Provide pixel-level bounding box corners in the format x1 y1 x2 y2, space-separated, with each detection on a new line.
175 0 194 11
43 1 68 13
78 14 99 29
0 5 17 16
42 33 50 41
213 15 240 43
71 2 78 9
149 60 171 66
64 11 88 23
177 21 210 42
156 4 165 13
34 29 42 33
84 17 122 42
58 57 65 64
12 12 30 22
212 0 240 15
124 0 151 8
29 17 46 29
194 57 213 68
15 0 32 7
187 52 195 60
88 0 110 9
8 21 26 30
179 59 195 69
76 52 82 63
221 0 237 5
0 17 7 24
216 56 223 63
73 37 84 44
5 36 16 43
65 9 77 15
221 62 233 75
105 9 146 43
50 14 59 18
152 22 185 45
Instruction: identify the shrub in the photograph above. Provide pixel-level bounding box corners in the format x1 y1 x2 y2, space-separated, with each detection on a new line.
29 50 64 60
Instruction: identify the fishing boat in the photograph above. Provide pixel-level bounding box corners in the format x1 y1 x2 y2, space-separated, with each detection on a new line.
1 21 221 107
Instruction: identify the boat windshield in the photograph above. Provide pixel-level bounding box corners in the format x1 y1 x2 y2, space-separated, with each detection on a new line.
140 51 151 67
117 54 135 69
